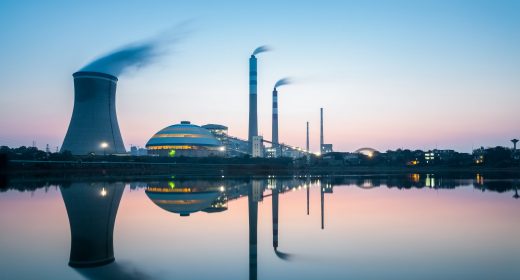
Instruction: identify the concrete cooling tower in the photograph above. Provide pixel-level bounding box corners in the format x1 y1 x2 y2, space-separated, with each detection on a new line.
61 71 126 155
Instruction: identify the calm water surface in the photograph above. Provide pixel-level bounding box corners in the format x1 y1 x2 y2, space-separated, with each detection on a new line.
0 174 519 280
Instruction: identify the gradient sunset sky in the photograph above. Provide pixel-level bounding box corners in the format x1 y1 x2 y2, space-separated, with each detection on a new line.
1 0 518 152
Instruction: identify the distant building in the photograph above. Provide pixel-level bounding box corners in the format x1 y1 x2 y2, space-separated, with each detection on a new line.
424 149 457 164
146 121 225 157
202 124 228 143
252 136 264 158
130 146 148 156
265 146 276 158
321 144 333 154
424 150 435 163
472 147 485 164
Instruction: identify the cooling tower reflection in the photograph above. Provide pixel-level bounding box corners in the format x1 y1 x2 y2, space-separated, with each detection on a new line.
60 182 125 268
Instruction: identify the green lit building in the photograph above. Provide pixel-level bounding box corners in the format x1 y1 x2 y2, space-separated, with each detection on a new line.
146 121 225 157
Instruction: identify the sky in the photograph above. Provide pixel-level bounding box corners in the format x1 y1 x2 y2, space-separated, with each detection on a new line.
0 0 519 153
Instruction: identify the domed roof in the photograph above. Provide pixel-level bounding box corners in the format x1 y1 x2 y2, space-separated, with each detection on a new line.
145 189 220 216
354 147 379 157
146 121 221 148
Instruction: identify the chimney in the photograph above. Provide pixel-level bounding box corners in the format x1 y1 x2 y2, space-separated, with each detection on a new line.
306 121 309 152
248 55 258 153
272 88 279 146
320 108 324 154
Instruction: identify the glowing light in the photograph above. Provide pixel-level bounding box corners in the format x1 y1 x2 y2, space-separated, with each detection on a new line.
100 187 107 197
168 181 175 189
100 142 108 148
219 146 226 152
219 186 225 192
169 150 176 157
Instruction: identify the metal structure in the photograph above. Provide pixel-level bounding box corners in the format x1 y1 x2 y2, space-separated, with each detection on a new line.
61 71 126 155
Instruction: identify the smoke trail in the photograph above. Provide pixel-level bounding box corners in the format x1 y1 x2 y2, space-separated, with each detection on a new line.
79 23 190 77
252 45 271 56
274 77 292 88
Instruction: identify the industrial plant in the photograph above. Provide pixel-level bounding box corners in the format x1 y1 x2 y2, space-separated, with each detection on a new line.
60 46 329 159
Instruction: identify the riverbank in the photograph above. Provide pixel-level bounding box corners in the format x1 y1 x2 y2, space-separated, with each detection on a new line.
2 159 520 178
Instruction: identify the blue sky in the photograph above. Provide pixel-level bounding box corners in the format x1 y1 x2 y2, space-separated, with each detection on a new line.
1 0 519 152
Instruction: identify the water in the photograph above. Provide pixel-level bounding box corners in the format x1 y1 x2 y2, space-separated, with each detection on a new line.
0 174 519 280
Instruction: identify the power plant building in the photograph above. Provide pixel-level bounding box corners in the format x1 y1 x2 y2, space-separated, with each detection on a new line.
146 121 224 157
61 71 126 155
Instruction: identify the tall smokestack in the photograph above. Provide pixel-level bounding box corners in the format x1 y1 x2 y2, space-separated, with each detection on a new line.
61 72 126 155
306 122 309 152
272 88 279 146
248 55 258 153
320 108 324 154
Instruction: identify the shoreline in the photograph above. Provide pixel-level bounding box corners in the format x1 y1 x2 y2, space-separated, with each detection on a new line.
2 160 520 177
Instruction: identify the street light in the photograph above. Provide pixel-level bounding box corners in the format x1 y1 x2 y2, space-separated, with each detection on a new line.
100 142 108 156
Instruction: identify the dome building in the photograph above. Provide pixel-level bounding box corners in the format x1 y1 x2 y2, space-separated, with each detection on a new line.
146 121 225 157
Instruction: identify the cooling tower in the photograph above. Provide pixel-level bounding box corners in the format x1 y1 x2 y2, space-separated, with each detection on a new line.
61 71 126 155
272 88 278 145
248 55 258 153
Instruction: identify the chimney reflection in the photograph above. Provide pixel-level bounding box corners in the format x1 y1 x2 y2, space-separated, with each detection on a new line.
306 179 310 216
272 180 279 250
248 180 262 280
321 182 325 230
272 180 293 261
60 182 125 267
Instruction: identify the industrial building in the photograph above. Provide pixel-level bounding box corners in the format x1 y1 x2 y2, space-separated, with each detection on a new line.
61 71 126 155
146 121 225 157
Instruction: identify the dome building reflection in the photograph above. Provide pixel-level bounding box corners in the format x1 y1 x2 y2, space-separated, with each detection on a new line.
145 181 228 216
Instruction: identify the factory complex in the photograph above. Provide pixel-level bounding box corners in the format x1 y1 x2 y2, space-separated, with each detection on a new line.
60 47 334 159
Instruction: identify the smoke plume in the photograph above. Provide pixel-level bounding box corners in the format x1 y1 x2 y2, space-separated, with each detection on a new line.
79 23 190 77
274 78 292 89
252 45 270 56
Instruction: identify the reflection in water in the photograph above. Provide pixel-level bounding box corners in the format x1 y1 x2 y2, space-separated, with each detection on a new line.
2 174 518 279
74 261 152 280
145 181 228 216
271 179 293 261
60 182 124 268
248 181 261 280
